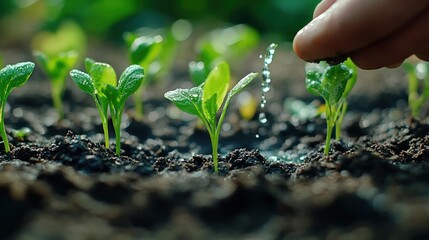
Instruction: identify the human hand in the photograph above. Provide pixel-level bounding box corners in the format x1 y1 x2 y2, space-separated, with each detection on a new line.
293 0 429 69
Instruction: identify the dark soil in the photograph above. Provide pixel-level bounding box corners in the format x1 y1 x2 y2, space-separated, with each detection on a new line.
1 47 429 240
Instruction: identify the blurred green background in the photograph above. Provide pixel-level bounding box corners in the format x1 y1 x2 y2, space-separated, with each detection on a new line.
0 0 318 46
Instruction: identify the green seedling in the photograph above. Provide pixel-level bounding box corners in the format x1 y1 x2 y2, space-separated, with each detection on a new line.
70 58 144 155
165 61 258 173
33 50 79 120
305 59 357 155
126 20 191 79
0 62 35 152
12 127 32 142
403 61 429 118
188 24 259 85
70 58 111 150
124 32 163 121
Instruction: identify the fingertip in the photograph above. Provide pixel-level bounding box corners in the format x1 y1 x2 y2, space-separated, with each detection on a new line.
293 0 344 62
292 31 305 60
350 53 406 70
349 55 378 70
313 0 337 18
386 62 403 69
293 28 317 62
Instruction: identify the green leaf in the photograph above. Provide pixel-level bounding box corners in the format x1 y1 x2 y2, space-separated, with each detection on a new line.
34 50 78 81
203 94 218 124
84 57 96 73
0 62 35 97
228 72 258 98
90 62 117 93
305 61 352 105
198 41 220 69
70 69 95 96
128 35 163 67
188 61 208 86
202 61 230 119
118 65 144 102
164 87 204 118
124 32 138 49
305 62 327 99
324 64 352 104
104 84 119 102
58 51 78 70
342 58 357 98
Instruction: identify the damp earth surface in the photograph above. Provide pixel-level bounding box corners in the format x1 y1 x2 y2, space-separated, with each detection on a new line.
1 45 429 240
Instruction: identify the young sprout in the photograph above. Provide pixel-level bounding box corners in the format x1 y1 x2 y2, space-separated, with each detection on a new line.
165 61 258 173
70 59 144 155
305 58 357 155
33 50 78 120
70 58 112 150
188 25 260 85
12 127 32 142
124 32 163 120
403 61 429 118
0 62 35 152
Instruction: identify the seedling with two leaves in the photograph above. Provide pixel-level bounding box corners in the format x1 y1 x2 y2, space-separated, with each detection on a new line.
70 58 144 155
165 61 258 173
33 50 79 120
124 31 164 120
0 62 35 152
305 59 357 155
32 21 86 120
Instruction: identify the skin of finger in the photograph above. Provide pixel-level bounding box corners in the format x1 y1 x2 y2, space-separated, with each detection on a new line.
313 0 337 18
293 0 429 62
415 46 429 61
386 62 403 69
350 7 429 69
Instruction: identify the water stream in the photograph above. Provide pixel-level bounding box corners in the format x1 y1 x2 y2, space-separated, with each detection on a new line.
256 43 277 138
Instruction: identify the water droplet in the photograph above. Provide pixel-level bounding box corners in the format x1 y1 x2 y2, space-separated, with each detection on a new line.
256 43 277 139
259 112 268 124
259 43 277 119
262 69 270 76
